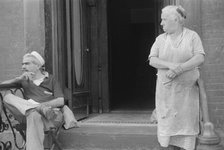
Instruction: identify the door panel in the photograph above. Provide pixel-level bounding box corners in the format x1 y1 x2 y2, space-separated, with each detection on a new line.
70 0 90 120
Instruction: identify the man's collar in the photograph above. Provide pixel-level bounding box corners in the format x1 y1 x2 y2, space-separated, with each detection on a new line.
42 71 49 78
33 71 49 86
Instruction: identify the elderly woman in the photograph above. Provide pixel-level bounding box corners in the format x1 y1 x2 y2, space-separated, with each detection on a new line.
148 5 205 150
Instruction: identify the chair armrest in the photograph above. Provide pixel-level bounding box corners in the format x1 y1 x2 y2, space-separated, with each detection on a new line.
0 83 21 91
0 83 25 100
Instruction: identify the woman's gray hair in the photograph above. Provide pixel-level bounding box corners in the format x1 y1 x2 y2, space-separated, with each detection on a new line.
162 5 186 25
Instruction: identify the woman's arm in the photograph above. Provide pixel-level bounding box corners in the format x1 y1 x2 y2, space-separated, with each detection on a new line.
149 56 180 70
150 54 204 80
166 54 204 79
180 54 205 72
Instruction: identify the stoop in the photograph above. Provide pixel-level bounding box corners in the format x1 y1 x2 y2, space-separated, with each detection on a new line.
59 112 159 150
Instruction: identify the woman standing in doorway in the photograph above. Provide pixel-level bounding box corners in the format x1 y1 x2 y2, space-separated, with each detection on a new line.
148 5 205 150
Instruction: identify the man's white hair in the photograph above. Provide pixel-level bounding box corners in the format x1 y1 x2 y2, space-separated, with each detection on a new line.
23 51 45 67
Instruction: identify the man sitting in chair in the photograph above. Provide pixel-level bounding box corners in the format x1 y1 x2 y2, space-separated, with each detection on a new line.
1 51 64 150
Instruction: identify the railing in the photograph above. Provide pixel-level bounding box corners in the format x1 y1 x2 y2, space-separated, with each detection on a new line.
0 83 26 150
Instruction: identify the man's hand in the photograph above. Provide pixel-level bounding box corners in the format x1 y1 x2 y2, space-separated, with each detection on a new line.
36 104 48 112
36 104 57 120
17 72 34 80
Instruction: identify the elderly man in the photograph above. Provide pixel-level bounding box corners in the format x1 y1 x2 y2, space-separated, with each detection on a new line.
1 51 64 150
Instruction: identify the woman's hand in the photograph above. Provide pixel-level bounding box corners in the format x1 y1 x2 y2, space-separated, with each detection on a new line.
173 65 184 75
166 65 184 79
168 63 180 71
166 69 177 79
166 63 181 79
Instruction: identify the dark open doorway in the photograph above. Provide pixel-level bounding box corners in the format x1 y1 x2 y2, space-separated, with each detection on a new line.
108 0 157 111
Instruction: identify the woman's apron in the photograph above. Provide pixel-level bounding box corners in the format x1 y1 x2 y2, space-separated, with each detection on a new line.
156 30 200 139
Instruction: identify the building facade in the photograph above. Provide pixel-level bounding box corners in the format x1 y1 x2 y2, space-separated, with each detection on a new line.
0 0 224 131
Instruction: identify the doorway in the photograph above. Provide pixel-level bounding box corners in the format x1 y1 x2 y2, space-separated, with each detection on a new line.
108 0 157 111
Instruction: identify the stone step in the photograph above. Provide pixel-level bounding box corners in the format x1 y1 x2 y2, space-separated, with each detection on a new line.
59 122 159 150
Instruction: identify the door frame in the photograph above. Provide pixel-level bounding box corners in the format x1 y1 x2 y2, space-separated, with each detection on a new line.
48 0 202 113
88 0 110 113
49 0 91 119
90 0 202 113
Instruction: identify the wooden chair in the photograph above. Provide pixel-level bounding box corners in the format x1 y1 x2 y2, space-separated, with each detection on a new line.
0 84 64 150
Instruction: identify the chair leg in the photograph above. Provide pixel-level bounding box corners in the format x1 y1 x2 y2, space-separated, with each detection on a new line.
48 129 62 150
50 139 61 150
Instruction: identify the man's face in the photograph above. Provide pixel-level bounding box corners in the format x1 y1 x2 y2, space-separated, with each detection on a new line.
22 57 39 73
160 12 177 34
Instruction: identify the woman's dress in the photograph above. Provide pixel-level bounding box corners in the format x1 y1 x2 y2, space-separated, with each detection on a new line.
149 28 205 150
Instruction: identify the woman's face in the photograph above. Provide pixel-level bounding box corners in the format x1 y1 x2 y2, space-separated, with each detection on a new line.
160 12 178 34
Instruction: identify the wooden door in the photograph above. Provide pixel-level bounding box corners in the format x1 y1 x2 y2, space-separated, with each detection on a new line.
66 0 90 120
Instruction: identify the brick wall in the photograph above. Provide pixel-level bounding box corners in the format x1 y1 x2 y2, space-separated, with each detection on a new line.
0 0 25 81
201 0 224 129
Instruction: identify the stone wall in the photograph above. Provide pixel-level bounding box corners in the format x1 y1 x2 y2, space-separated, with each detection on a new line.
201 0 224 129
0 0 25 81
0 0 46 82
